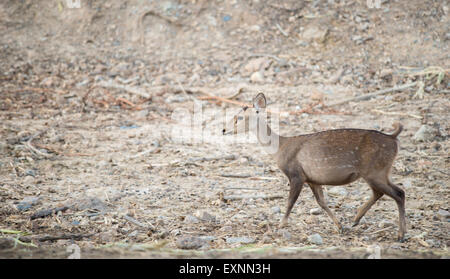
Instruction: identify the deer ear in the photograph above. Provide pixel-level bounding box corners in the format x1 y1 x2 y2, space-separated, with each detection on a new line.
253 93 266 109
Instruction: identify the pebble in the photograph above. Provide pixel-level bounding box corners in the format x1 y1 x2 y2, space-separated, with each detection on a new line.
309 208 322 215
413 125 435 142
437 209 450 220
308 233 323 245
327 187 348 197
402 179 412 188
378 220 395 228
278 229 292 240
225 236 256 245
16 196 40 211
176 236 209 250
301 26 329 43
250 71 265 83
194 210 216 223
271 206 281 214
184 215 200 224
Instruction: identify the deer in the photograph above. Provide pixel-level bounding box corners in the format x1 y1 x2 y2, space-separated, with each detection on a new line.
222 93 406 241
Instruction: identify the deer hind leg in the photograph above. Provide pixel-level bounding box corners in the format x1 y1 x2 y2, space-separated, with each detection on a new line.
353 188 383 226
280 176 304 228
363 177 406 241
310 184 343 233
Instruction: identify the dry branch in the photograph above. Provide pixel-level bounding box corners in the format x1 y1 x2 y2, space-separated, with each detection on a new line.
223 194 284 201
326 82 417 107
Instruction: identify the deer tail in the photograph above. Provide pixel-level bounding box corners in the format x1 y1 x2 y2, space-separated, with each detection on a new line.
389 122 403 138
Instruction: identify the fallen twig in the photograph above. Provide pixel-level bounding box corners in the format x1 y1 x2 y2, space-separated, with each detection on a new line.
19 233 94 242
371 109 423 119
95 80 151 98
326 82 418 107
190 155 236 162
223 194 284 201
127 141 160 159
123 215 155 231
30 206 69 220
25 130 53 159
220 173 252 178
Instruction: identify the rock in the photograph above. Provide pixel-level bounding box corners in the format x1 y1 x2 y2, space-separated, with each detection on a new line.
378 220 395 228
72 197 109 212
0 238 15 250
301 26 329 43
309 208 322 215
231 213 247 220
327 187 348 197
250 71 265 83
184 215 200 224
437 209 450 220
176 236 209 250
308 233 323 245
225 236 256 244
194 210 216 223
16 196 40 211
23 175 35 185
380 68 393 80
278 229 292 240
99 231 114 243
128 230 138 237
402 179 412 188
413 125 436 142
243 58 270 75
199 236 217 242
271 206 281 214
261 234 272 244
220 225 233 232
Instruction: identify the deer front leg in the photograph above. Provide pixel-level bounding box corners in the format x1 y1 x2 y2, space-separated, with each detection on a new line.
280 176 304 228
310 184 343 233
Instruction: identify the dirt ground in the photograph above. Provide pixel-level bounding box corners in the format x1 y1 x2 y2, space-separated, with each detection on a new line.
0 0 449 259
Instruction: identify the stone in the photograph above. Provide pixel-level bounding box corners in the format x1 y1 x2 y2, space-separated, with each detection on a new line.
308 233 323 245
309 208 322 215
301 26 329 43
327 187 348 197
278 229 292 240
184 215 200 224
271 206 281 214
176 236 208 250
194 210 216 223
413 125 436 142
437 209 450 220
250 71 265 83
16 196 40 211
225 236 256 244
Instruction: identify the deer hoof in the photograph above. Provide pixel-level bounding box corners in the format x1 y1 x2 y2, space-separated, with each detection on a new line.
279 219 288 228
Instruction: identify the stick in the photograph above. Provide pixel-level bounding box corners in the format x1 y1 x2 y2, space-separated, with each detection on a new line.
123 215 154 231
25 130 53 159
223 194 284 201
30 206 69 220
19 233 94 242
127 141 160 159
95 80 151 98
276 23 289 37
371 109 422 119
221 174 252 178
326 82 418 107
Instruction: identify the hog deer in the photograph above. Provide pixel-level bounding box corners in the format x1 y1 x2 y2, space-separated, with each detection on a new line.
223 93 406 241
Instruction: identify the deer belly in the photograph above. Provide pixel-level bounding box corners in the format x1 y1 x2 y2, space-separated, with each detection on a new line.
303 165 360 185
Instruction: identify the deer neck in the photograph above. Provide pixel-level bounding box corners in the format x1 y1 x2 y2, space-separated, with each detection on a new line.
254 114 286 156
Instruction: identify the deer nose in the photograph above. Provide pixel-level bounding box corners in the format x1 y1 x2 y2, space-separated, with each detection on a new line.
222 129 226 135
